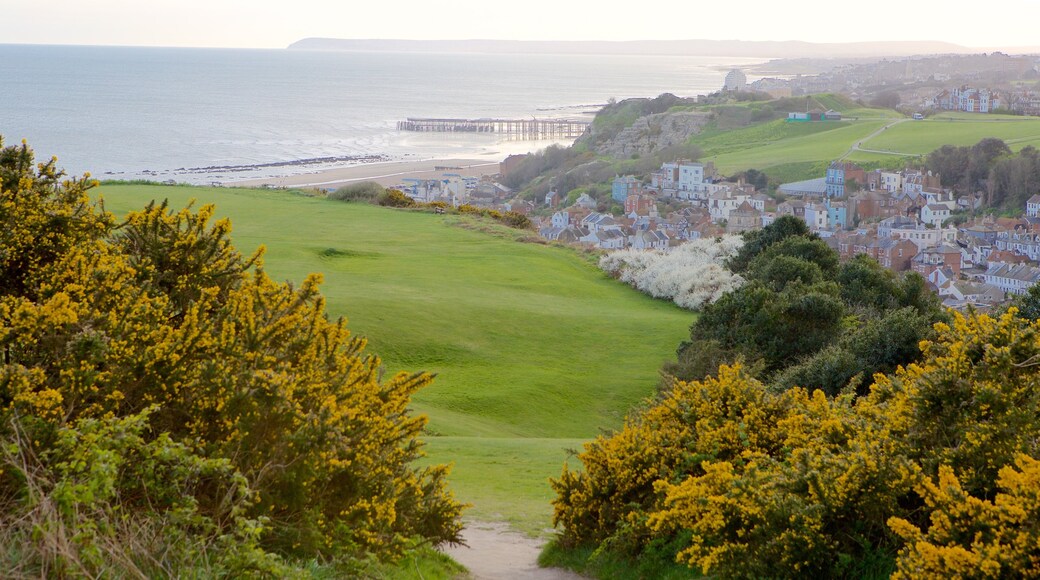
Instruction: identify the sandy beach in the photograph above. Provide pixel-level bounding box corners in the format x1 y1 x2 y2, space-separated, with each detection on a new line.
229 158 503 190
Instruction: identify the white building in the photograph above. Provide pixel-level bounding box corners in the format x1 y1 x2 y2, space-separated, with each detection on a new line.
879 216 957 250
921 204 952 228
677 161 711 198
1028 194 1040 218
985 263 1040 296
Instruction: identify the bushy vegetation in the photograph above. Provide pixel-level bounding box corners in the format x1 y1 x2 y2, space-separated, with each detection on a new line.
551 308 1040 577
599 237 745 311
0 139 464 576
327 180 384 202
668 217 946 393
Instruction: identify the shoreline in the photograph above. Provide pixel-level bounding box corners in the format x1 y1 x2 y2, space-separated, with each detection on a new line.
229 157 504 190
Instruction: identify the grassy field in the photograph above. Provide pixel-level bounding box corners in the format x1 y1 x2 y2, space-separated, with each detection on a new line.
856 115 1040 155
96 184 692 535
697 118 888 175
686 105 1040 183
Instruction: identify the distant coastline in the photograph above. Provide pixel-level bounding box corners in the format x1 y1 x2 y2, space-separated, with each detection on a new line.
287 38 975 59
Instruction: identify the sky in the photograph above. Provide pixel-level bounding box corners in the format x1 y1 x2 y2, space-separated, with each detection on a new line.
3 0 1040 50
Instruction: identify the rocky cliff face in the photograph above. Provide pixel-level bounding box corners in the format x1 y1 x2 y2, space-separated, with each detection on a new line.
581 110 711 159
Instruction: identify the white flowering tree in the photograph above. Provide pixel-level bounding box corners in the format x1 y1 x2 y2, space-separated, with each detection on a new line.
600 236 745 310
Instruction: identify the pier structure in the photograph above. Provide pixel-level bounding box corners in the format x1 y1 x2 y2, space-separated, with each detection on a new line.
397 117 591 139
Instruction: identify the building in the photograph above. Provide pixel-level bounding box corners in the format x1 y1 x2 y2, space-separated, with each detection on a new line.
624 193 657 216
921 204 952 228
827 200 849 230
931 86 1002 113
724 69 747 91
726 201 761 234
872 238 919 272
825 161 865 198
677 161 714 198
650 162 680 191
1027 194 1040 218
778 177 828 198
912 244 963 278
985 263 1040 296
612 175 640 203
803 202 829 231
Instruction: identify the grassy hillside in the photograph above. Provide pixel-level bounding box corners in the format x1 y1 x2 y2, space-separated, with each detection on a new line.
96 184 692 533
690 111 1040 184
698 118 889 177
849 114 1040 156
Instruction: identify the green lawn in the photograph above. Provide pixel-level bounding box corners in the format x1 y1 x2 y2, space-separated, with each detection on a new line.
97 184 692 534
862 116 1040 155
700 119 888 175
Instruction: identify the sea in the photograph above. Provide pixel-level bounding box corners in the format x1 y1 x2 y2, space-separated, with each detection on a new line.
0 44 766 184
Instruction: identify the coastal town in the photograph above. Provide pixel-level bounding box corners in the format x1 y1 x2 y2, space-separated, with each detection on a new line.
389 151 1040 313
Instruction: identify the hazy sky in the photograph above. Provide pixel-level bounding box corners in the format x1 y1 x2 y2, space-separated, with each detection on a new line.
3 0 1039 50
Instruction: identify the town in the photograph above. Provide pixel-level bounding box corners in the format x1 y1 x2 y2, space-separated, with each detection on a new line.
389 152 1040 313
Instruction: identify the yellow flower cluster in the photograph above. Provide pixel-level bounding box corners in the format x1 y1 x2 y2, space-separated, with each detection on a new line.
552 309 1040 577
0 140 464 565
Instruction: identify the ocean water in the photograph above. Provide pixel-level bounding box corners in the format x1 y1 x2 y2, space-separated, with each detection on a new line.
0 44 764 183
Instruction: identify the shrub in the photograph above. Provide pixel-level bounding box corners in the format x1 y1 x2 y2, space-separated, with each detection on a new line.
0 137 464 572
376 188 416 207
327 181 384 202
599 236 745 310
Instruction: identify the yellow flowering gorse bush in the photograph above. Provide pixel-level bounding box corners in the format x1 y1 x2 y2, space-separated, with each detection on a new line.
0 138 463 574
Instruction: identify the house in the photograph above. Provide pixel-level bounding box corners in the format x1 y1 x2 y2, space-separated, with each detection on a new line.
650 162 680 192
865 170 903 193
827 200 849 230
575 193 598 210
912 244 963 278
676 160 715 198
803 202 829 232
984 263 1040 296
545 190 560 208
580 228 626 250
994 231 1040 262
872 238 918 272
726 201 761 234
624 193 657 216
941 281 1005 309
825 161 865 198
921 204 952 228
612 175 640 203
630 229 670 250
931 87 1002 113
777 199 807 219
1027 194 1040 218
879 216 957 251
581 212 619 232
708 192 748 223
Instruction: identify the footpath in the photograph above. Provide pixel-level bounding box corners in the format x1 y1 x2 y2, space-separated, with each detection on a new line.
442 522 587 580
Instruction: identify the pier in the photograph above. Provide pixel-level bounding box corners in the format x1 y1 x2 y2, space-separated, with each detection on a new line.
397 117 591 139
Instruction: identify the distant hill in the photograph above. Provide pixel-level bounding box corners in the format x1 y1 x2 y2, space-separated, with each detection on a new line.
287 38 973 58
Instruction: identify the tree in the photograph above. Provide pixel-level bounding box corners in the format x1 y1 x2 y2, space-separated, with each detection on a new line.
727 215 813 274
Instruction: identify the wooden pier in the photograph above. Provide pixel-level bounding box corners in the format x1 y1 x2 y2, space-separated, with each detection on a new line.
397 117 591 139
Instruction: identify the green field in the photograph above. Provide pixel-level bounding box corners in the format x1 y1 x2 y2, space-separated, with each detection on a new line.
96 184 692 534
689 106 1040 182
701 119 888 174
853 115 1040 155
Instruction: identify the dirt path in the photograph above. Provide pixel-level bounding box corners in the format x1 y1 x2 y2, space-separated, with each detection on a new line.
839 117 909 160
442 522 587 580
